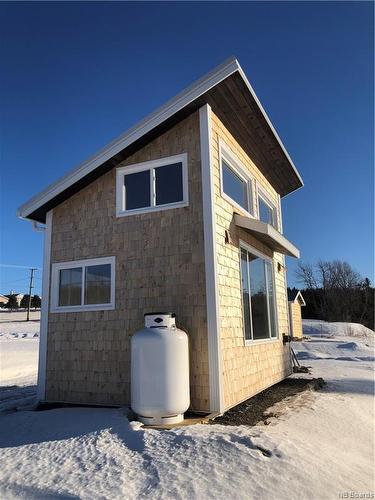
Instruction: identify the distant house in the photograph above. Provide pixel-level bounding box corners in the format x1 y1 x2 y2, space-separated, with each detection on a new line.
18 58 303 414
288 290 306 339
5 293 24 307
0 294 9 306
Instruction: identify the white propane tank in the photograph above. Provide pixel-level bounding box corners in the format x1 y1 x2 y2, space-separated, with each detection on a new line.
131 312 190 425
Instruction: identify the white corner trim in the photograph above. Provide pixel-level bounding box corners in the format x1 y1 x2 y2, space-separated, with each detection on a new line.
199 104 224 413
37 209 53 401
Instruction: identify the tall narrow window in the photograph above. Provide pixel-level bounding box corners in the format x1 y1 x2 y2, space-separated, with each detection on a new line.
124 170 151 210
249 256 269 340
241 249 252 341
59 268 82 307
222 161 249 212
258 195 277 228
155 163 183 206
85 264 111 305
240 246 277 341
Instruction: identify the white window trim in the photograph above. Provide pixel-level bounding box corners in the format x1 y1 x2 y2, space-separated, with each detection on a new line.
239 240 279 346
257 188 279 231
51 256 116 313
219 140 255 218
116 153 189 217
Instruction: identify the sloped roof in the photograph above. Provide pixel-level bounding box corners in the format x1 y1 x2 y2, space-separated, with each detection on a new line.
17 57 303 223
288 289 306 305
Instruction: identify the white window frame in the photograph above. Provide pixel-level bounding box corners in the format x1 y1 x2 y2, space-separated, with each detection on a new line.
116 153 189 217
257 188 279 230
219 140 255 217
239 241 279 346
51 256 116 313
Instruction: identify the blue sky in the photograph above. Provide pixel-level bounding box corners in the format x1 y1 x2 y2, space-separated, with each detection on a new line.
0 1 373 295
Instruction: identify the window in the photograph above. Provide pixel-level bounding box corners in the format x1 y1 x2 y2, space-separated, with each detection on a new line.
220 144 254 216
222 161 248 212
51 257 115 312
116 154 188 216
258 193 277 229
240 245 277 342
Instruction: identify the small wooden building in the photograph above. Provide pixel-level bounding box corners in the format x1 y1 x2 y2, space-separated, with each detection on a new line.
288 290 306 340
18 58 304 414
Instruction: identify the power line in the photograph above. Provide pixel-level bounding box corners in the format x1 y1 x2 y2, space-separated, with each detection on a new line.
0 264 40 270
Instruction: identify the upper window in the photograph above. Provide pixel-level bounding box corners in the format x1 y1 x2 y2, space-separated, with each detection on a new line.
240 245 277 342
220 143 254 216
51 257 115 312
258 193 278 229
116 154 188 216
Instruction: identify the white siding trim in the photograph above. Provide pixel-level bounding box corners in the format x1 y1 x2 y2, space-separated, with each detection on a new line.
199 104 224 413
37 209 53 401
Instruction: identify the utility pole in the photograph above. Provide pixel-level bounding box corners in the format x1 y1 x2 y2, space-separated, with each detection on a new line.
26 268 37 322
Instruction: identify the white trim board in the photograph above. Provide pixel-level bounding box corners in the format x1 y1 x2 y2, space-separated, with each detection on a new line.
17 57 303 221
199 104 224 413
37 209 53 401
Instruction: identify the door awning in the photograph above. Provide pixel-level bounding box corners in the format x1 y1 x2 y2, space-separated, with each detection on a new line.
234 215 300 258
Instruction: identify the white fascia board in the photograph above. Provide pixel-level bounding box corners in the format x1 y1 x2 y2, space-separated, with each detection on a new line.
234 214 300 259
17 57 240 220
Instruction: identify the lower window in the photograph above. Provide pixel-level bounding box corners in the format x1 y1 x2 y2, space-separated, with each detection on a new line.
240 246 277 341
51 257 115 312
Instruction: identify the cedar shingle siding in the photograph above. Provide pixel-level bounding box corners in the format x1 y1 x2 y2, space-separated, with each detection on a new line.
46 111 210 410
211 112 292 410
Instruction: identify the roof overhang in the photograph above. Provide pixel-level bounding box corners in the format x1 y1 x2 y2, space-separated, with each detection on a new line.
234 214 300 258
290 290 306 306
18 57 304 223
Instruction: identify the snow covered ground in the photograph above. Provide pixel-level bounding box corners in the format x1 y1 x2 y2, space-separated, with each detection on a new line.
0 311 40 411
0 318 373 499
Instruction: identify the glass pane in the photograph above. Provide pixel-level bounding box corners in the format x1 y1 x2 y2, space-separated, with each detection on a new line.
124 170 150 210
59 268 82 306
155 163 183 206
259 197 275 227
222 161 248 211
266 261 277 337
85 264 111 305
240 249 252 340
249 256 269 340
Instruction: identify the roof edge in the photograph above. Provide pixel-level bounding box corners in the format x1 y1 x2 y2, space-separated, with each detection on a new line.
17 57 239 220
18 56 304 221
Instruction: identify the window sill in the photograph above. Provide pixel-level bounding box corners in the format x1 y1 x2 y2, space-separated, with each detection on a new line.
221 192 255 220
244 337 279 347
116 200 188 218
50 303 115 313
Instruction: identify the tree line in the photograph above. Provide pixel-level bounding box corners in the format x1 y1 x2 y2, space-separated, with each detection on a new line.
292 260 374 330
2 294 41 310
